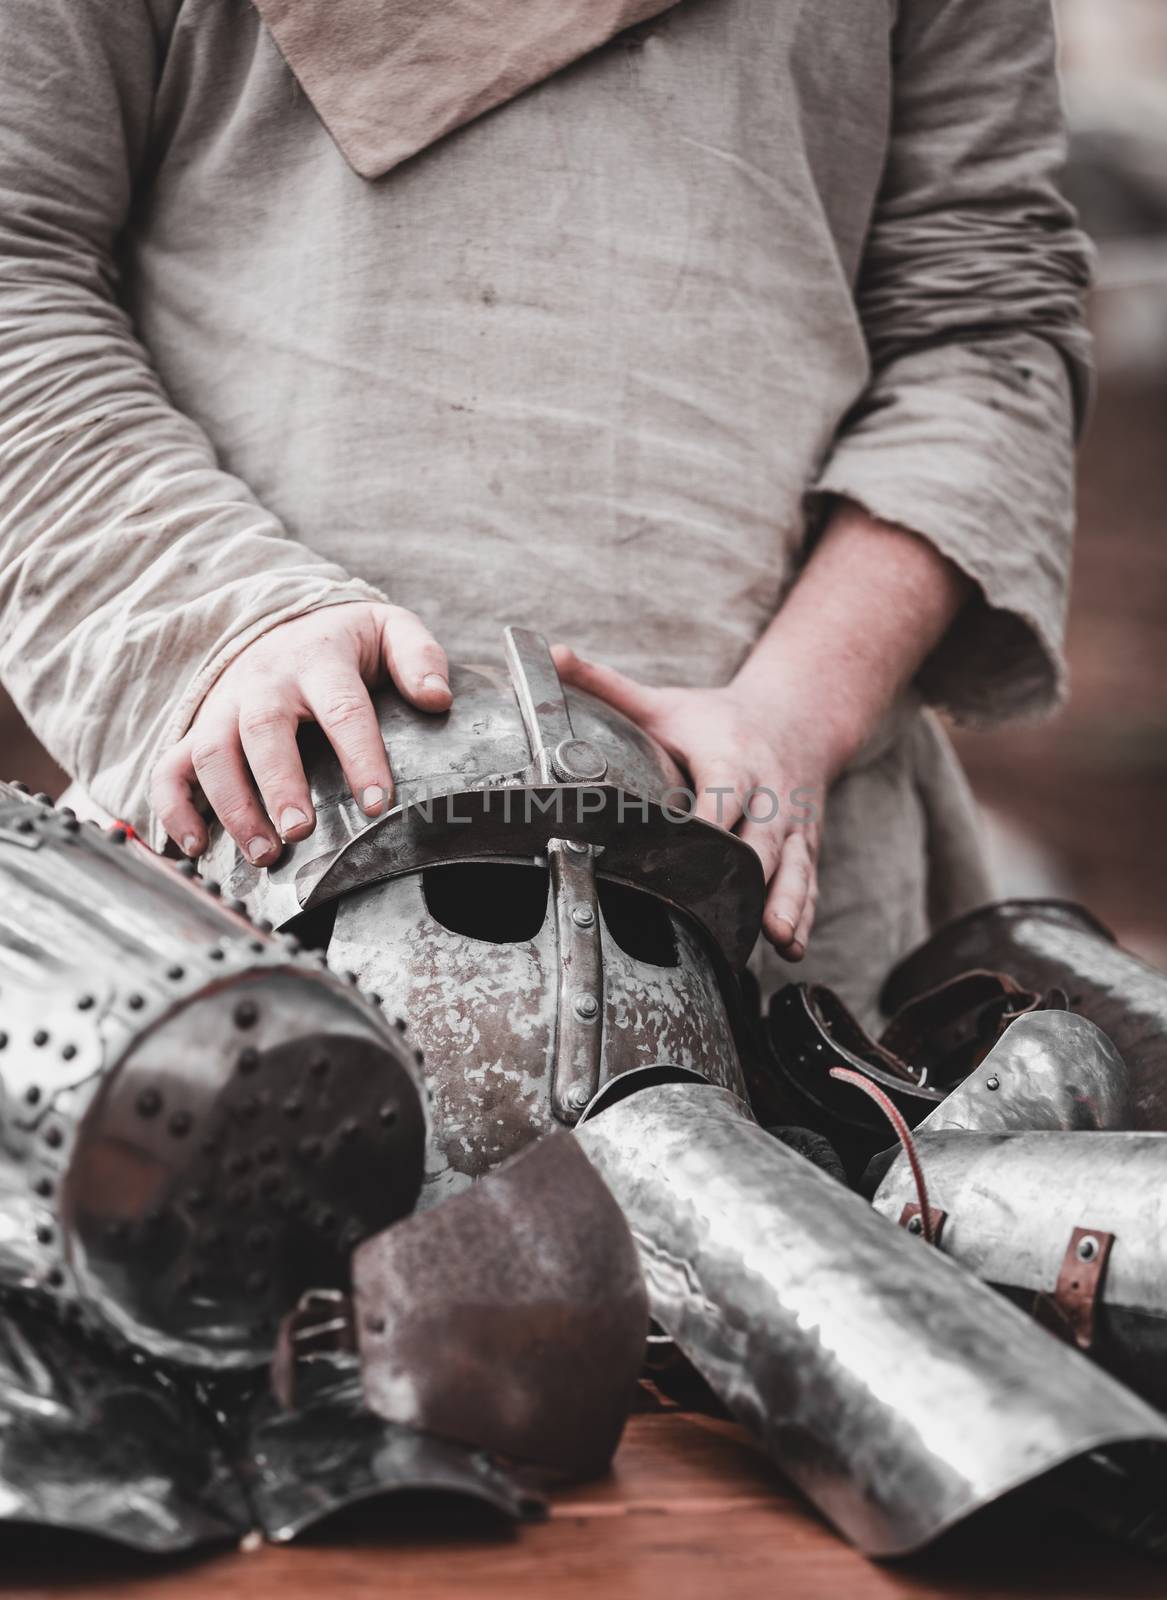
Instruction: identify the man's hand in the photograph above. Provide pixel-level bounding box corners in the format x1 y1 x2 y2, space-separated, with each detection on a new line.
552 648 839 959
554 499 972 961
151 602 451 864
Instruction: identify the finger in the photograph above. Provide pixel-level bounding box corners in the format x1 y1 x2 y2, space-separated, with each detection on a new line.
150 742 208 859
690 757 748 831
550 645 663 726
737 812 785 880
381 608 452 711
237 695 317 840
762 829 815 952
300 665 396 815
788 878 820 962
189 715 281 865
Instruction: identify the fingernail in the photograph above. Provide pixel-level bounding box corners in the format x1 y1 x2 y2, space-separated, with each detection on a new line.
421 673 449 695
362 785 386 815
279 807 309 837
246 836 273 864
182 834 201 858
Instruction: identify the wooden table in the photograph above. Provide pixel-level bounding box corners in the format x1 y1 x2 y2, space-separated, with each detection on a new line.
3 1396 1161 1599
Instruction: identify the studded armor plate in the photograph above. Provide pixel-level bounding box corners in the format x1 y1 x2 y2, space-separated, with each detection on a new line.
0 783 427 1369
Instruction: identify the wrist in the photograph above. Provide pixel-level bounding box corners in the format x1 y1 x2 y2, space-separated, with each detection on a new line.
724 655 869 782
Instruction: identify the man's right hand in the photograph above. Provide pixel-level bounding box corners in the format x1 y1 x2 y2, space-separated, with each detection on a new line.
150 602 451 865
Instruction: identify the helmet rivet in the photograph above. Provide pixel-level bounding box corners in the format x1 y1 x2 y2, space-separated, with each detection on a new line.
573 994 600 1021
237 1046 261 1074
77 994 95 1011
127 993 145 1011
551 738 609 784
567 1084 591 1112
167 965 185 981
906 1214 924 1235
572 905 596 928
1077 1234 1099 1263
234 1000 259 1029
33 1029 49 1047
168 1110 192 1138
136 1089 162 1118
985 1075 1000 1092
566 839 589 855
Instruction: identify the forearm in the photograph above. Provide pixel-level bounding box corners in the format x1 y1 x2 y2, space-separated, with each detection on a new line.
731 497 972 776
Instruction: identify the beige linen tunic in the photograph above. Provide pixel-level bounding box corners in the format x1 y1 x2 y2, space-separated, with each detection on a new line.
0 0 1091 1021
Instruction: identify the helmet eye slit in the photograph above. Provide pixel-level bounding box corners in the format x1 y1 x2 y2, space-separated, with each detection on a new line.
422 863 550 944
596 881 679 969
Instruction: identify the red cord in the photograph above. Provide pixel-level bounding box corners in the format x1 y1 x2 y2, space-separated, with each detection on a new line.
829 1066 934 1245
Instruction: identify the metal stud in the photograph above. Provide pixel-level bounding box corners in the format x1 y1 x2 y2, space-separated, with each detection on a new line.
33 1177 53 1198
127 993 145 1011
0 1031 7 1050
33 1028 48 1047
109 825 128 844
176 860 196 877
35 1223 54 1245
573 994 600 1021
76 994 95 1011
167 965 185 981
379 1103 397 1127
571 905 596 928
168 1110 192 1138
61 1042 77 1061
986 1075 1000 1092
204 879 221 897
135 1089 162 1118
24 1085 40 1106
44 1126 63 1148
1077 1234 1100 1263
567 1083 591 1113
237 1046 261 1074
234 1000 259 1029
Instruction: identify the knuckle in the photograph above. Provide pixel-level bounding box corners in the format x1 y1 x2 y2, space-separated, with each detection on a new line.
319 692 372 733
239 703 292 742
189 737 228 774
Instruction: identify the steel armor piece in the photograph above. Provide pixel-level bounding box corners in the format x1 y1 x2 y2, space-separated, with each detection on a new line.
576 1081 1167 1558
882 900 1167 1129
0 783 427 1369
202 626 765 1202
873 1130 1167 1407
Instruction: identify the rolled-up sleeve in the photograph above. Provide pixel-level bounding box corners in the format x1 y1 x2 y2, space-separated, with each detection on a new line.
0 0 386 833
811 0 1093 723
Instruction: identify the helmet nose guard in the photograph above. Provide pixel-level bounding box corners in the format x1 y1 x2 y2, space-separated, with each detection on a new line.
203 627 765 1198
0 785 427 1368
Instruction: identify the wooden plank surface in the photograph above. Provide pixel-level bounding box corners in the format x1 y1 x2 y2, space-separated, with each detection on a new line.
2 1407 1161 1599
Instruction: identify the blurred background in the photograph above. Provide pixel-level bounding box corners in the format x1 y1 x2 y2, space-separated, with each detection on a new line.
958 0 1167 965
2 0 1165 963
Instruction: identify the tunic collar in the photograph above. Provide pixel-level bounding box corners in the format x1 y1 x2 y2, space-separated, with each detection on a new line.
250 0 683 179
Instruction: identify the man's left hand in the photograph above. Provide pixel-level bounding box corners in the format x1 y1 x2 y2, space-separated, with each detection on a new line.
551 646 837 960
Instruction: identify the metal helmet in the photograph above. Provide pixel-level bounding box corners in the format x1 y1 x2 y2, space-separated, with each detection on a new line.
871 1129 1167 1409
203 626 764 1203
0 783 427 1368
